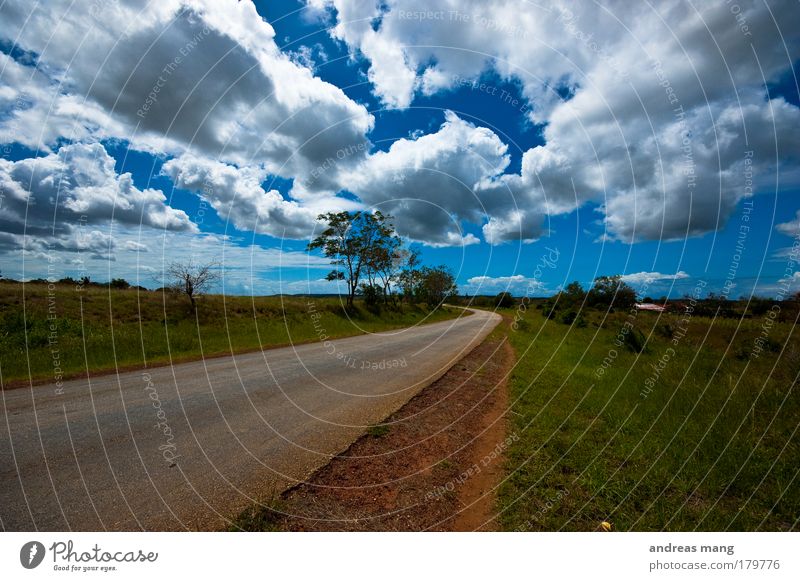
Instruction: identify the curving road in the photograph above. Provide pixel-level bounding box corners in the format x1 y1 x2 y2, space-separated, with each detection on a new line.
0 308 500 531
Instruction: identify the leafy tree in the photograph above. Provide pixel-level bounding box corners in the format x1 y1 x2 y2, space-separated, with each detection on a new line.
495 291 514 308
308 211 397 308
109 278 130 289
416 265 457 307
359 283 382 312
364 223 403 304
587 275 636 310
165 260 220 308
559 281 586 308
397 248 422 303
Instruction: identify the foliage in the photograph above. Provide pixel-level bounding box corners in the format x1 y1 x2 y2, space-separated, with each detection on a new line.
559 281 586 308
359 283 383 312
415 265 458 307
309 211 399 307
495 291 515 308
397 248 422 303
587 275 637 310
0 282 461 384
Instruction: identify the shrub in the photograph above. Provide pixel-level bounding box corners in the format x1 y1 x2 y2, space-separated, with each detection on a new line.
621 327 646 353
495 291 515 308
560 310 577 325
360 283 382 312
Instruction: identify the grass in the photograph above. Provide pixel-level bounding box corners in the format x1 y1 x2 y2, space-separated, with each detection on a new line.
496 306 799 531
366 424 391 438
0 282 463 386
228 494 286 532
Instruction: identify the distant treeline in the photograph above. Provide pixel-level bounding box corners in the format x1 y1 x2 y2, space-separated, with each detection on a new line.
1 276 151 291
460 274 800 322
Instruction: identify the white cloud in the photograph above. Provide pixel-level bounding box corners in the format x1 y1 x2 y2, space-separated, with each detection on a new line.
313 0 800 241
0 0 374 182
1 0 799 253
464 274 548 295
776 211 800 237
343 111 518 245
0 143 194 253
162 155 320 239
620 271 690 285
0 228 332 293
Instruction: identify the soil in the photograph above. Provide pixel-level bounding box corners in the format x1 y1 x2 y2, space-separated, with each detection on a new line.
267 334 514 531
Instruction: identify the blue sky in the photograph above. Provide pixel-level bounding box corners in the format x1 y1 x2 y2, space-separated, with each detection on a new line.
0 0 798 298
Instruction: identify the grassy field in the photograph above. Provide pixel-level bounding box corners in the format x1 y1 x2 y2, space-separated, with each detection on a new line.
0 282 461 386
497 305 799 531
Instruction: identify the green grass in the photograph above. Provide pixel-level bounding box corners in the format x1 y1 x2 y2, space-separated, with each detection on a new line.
228 494 286 532
497 307 799 531
366 424 391 438
0 282 462 385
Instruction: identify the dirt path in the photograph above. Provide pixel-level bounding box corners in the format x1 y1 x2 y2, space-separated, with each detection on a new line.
235 332 515 531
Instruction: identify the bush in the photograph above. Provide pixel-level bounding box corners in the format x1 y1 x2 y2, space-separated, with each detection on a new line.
495 291 515 308
360 283 382 312
588 275 637 310
621 327 646 353
416 265 457 307
657 323 674 339
560 310 577 325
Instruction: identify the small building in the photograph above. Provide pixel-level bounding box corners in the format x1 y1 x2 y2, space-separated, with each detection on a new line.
635 303 667 312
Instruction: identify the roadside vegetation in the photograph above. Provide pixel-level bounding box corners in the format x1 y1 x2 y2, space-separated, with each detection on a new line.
309 210 456 309
0 282 460 385
1 211 463 386
495 277 799 531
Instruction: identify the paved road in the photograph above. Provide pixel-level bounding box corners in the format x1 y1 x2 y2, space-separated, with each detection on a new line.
0 308 500 531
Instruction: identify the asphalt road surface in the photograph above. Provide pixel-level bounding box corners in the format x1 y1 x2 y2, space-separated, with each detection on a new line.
0 308 501 531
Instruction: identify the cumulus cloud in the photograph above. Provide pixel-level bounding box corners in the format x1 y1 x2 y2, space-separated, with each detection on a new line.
343 111 522 245
0 143 194 257
312 0 800 242
0 0 373 182
2 0 799 254
464 274 548 295
162 155 320 239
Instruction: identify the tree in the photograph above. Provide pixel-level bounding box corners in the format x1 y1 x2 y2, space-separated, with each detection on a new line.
165 260 220 308
416 265 457 307
308 211 397 308
495 291 514 308
587 275 636 310
364 222 403 304
109 278 130 289
559 281 586 307
397 248 422 303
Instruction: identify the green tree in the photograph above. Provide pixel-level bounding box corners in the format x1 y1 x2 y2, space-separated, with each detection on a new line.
559 281 586 307
416 265 457 307
495 291 514 308
308 211 397 308
587 275 636 310
397 248 422 303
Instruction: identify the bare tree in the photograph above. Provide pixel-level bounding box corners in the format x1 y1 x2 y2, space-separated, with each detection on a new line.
165 260 220 308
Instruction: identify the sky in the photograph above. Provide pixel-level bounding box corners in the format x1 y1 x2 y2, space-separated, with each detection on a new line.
0 0 798 298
